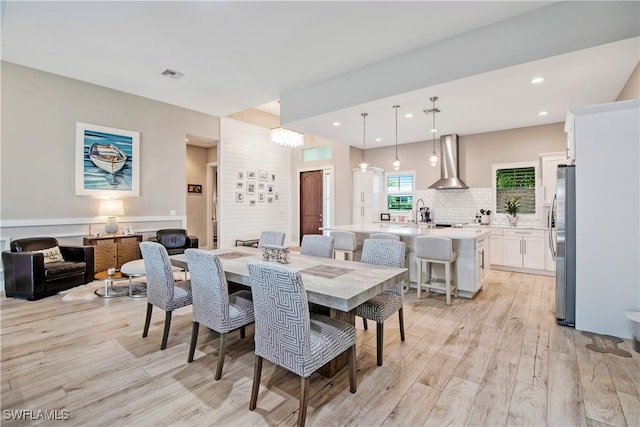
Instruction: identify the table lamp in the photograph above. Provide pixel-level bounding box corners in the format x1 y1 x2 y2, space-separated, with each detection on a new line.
99 199 124 234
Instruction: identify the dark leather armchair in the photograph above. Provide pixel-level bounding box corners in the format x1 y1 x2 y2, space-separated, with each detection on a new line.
149 229 198 255
2 237 95 300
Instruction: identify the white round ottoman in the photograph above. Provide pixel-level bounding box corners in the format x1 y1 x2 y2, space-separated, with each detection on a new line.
120 260 148 298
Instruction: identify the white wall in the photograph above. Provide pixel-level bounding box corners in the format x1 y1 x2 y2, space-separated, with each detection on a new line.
218 118 291 248
186 145 209 243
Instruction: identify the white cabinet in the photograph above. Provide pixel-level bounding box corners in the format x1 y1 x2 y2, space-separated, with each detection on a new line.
489 229 503 266
540 152 566 205
475 236 489 290
352 167 384 224
545 229 556 272
502 229 545 270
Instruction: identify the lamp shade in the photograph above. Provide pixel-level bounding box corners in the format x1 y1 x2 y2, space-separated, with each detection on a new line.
270 127 304 148
99 199 124 217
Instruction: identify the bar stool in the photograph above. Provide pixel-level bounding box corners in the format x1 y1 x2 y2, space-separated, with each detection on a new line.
369 233 400 241
331 231 362 261
415 236 458 305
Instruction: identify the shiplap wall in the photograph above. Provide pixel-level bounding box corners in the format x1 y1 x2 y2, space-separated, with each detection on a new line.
218 118 291 248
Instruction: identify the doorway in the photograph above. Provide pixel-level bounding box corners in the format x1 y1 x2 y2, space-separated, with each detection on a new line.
300 170 323 239
207 162 218 249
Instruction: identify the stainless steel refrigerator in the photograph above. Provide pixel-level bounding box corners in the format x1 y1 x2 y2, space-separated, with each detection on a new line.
550 164 576 326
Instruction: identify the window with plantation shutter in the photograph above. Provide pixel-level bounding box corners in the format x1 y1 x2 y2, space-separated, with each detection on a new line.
495 165 537 214
386 173 414 211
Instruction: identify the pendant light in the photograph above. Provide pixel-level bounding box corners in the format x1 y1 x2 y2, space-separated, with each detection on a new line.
358 113 369 173
392 105 401 171
424 96 440 167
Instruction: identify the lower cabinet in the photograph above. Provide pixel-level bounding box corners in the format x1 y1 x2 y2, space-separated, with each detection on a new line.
502 229 545 270
489 230 503 266
476 235 488 290
83 234 143 273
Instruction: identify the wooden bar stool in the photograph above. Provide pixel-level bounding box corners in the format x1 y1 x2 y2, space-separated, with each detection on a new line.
331 231 361 261
415 236 458 305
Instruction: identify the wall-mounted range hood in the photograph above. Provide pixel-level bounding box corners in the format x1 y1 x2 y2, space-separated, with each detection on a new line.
429 134 468 189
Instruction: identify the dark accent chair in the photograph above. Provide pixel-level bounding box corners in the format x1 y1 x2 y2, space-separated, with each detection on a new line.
2 237 95 300
149 229 198 255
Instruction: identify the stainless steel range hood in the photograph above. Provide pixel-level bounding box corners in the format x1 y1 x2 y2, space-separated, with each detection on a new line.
429 134 468 189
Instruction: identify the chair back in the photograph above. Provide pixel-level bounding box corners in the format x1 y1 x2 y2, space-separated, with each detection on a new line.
300 235 334 258
258 231 286 248
361 239 406 296
368 233 400 241
185 249 230 329
140 242 178 309
415 236 456 261
331 231 357 252
248 261 310 376
11 237 59 252
156 229 188 249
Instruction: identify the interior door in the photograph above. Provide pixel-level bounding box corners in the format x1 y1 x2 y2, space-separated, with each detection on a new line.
300 170 323 240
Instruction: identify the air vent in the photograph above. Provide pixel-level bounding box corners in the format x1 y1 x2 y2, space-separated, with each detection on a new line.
161 69 184 79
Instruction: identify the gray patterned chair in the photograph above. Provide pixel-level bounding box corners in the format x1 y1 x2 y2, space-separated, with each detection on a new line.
139 242 192 350
184 249 255 380
355 239 406 366
300 234 334 258
257 231 286 248
331 230 362 261
248 261 357 427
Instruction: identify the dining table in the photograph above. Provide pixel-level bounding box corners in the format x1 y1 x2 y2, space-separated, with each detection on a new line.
170 246 408 376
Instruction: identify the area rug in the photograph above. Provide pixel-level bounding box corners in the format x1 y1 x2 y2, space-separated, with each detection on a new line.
59 282 102 301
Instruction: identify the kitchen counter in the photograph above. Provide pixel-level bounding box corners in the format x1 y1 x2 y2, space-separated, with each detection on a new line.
324 223 490 298
464 223 549 231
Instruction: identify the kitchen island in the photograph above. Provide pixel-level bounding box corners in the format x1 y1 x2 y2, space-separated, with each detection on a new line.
324 223 491 298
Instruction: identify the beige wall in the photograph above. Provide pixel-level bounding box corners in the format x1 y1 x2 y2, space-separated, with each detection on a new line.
186 145 209 243
616 61 640 101
365 122 567 189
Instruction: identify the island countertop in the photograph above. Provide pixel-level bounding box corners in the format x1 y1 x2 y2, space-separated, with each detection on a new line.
324 223 491 240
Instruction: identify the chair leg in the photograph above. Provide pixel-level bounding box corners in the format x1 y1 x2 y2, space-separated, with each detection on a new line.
398 308 405 341
240 325 246 339
348 344 357 393
376 322 384 366
160 311 172 350
142 303 153 338
215 333 227 381
249 355 263 410
445 262 451 306
298 376 310 427
188 322 199 363
416 259 422 299
362 318 368 330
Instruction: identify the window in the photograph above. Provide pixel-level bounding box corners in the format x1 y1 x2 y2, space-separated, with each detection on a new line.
493 163 537 214
386 173 414 211
302 146 332 161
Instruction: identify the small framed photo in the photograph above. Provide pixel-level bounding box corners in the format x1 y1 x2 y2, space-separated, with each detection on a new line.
249 200 256 206
236 181 244 189
122 226 133 235
274 192 279 201
259 170 269 181
381 213 391 221
258 183 265 190
246 182 256 195
238 171 244 180
267 197 274 203
247 170 256 180
271 173 276 182
258 193 265 202
267 185 274 194
187 184 202 193
236 192 244 202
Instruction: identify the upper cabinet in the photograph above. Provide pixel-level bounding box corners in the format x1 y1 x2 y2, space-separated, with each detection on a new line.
539 152 566 205
352 167 385 224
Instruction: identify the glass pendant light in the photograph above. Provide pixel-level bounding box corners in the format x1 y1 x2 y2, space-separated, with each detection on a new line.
392 105 401 171
425 96 440 167
358 112 369 173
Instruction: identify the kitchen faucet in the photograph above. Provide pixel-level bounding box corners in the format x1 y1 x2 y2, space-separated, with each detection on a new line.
415 199 425 224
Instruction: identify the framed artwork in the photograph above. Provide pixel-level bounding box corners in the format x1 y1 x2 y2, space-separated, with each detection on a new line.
267 185 274 194
267 196 274 203
75 122 140 196
236 181 244 189
259 170 269 181
236 192 244 202
247 170 256 180
249 200 256 206
258 192 265 202
258 183 265 190
271 173 276 182
380 213 391 221
246 182 256 195
238 171 244 180
187 184 202 193
274 192 279 201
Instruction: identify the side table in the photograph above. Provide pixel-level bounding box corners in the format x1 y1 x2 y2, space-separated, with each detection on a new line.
94 271 130 298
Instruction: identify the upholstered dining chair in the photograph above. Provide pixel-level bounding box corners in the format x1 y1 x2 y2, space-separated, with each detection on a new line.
331 230 362 261
257 231 286 248
139 242 192 350
248 261 357 427
184 249 255 380
300 234 334 258
355 239 406 366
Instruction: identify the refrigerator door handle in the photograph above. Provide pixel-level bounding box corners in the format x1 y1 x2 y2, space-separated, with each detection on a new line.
550 194 557 260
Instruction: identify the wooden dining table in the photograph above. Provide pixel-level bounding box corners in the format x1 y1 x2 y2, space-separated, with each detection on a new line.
170 246 408 376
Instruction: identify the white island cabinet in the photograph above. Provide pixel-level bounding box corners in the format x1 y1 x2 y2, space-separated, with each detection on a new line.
324 223 491 298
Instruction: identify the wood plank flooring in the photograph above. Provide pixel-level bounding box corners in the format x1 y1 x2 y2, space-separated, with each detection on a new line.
2 270 639 426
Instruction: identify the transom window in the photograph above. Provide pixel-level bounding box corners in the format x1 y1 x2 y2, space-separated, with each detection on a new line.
387 173 414 211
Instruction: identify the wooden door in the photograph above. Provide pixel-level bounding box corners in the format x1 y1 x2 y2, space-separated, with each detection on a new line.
300 170 323 239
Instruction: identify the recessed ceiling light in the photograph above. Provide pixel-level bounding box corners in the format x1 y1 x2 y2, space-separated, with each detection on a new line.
538 111 549 116
531 76 545 84
332 121 340 127
375 138 381 142
405 113 414 118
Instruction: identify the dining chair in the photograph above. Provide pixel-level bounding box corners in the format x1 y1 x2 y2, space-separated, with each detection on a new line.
331 230 362 261
355 239 406 366
257 231 285 248
300 234 334 258
184 249 255 379
415 236 458 305
248 261 356 427
139 242 192 350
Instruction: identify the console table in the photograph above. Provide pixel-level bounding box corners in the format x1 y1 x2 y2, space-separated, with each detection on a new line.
83 234 143 273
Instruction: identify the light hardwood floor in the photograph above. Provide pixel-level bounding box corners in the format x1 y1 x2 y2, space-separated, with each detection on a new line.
2 270 639 426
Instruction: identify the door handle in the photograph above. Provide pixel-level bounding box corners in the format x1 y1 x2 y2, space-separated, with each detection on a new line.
523 240 527 254
519 240 522 254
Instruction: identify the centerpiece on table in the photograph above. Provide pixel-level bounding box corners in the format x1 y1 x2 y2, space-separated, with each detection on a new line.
504 196 521 227
262 245 290 264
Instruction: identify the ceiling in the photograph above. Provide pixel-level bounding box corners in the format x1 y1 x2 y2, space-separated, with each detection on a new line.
2 1 638 149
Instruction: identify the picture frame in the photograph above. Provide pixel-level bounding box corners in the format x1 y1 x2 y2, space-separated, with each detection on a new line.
122 226 133 235
187 184 202 193
258 192 265 202
249 200 256 206
267 196 274 203
236 181 244 189
238 171 244 180
75 122 140 197
247 170 256 180
267 185 274 194
236 192 244 202
259 170 269 181
274 192 279 201
258 183 265 191
380 213 391 221
246 182 256 195
271 173 276 182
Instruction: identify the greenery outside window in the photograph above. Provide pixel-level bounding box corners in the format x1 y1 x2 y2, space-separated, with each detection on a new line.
493 162 537 214
387 173 414 211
